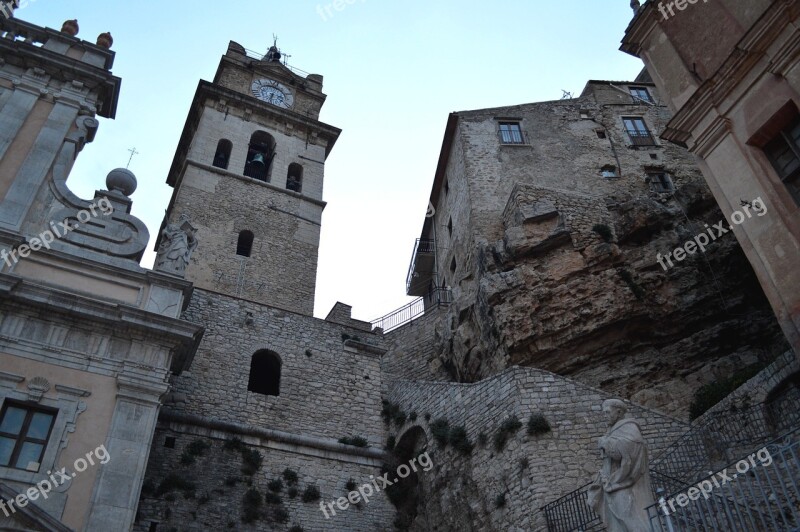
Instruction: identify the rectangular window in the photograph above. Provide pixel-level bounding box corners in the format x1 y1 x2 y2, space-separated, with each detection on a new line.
623 117 656 146
499 122 525 145
0 401 56 472
647 171 673 193
764 117 800 206
630 87 653 104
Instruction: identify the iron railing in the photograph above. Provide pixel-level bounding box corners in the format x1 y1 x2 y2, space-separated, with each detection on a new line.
370 287 451 333
542 386 800 531
627 130 657 146
406 238 436 294
647 431 800 531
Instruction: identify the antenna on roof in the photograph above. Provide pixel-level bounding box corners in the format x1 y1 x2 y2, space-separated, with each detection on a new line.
561 90 574 100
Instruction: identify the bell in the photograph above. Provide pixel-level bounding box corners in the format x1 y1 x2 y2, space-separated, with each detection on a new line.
251 153 266 167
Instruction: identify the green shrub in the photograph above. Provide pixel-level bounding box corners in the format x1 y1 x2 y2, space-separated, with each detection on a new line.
345 478 358 492
430 418 450 447
495 493 507 508
448 426 474 455
224 437 244 452
338 436 369 448
287 486 298 499
386 435 396 451
592 223 613 243
180 439 211 465
393 410 407 426
242 488 262 524
689 362 767 420
302 485 321 503
241 448 263 476
282 468 299 485
156 474 196 497
264 492 282 505
493 416 523 451
409 411 418 421
273 507 290 523
527 413 552 436
267 478 283 493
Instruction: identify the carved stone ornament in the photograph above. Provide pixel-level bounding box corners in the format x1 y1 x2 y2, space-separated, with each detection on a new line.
27 376 51 402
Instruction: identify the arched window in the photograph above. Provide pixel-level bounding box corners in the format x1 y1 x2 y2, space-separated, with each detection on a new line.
213 139 232 170
237 230 254 257
244 131 275 182
286 163 303 193
248 350 281 396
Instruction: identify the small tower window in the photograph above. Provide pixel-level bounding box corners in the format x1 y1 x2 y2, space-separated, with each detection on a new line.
287 163 303 193
244 131 275 182
248 350 281 396
237 230 254 257
450 257 457 273
596 130 607 139
213 139 232 170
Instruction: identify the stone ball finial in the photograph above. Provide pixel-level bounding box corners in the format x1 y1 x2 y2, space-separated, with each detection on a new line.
96 32 113 49
61 19 79 36
106 168 137 197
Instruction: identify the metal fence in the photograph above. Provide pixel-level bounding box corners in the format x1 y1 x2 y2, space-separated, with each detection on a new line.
647 432 800 531
541 386 800 531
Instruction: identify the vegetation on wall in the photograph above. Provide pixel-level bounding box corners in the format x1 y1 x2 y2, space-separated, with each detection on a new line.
527 413 552 436
689 362 768 420
338 436 369 447
592 223 613 243
493 416 523 451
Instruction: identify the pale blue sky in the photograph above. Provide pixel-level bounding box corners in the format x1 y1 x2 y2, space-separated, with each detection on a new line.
16 0 644 320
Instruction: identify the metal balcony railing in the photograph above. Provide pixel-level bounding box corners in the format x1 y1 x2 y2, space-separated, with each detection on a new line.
627 130 657 146
406 238 436 294
370 287 451 333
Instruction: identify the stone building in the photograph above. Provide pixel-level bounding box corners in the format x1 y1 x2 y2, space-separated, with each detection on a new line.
621 0 800 355
400 77 788 417
0 15 202 532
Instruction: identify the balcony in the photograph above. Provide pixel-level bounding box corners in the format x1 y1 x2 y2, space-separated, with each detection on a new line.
627 129 656 146
406 238 436 296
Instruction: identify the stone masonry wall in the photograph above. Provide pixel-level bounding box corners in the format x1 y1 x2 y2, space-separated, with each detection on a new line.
166 289 388 446
384 366 688 531
381 306 451 381
135 422 396 532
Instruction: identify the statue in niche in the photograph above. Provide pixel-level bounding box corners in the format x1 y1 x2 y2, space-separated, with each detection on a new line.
155 215 198 277
587 398 654 531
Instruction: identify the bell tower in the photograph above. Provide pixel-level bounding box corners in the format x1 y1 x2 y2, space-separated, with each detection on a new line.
160 41 340 316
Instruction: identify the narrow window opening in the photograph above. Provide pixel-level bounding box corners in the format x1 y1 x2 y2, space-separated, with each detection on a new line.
596 130 607 139
287 163 303 193
649 153 658 160
444 180 450 196
448 217 453 237
212 139 232 170
237 230 254 257
248 350 281 396
450 257 456 273
164 437 176 449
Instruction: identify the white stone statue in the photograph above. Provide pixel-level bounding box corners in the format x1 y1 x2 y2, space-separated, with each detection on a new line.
587 399 654 531
155 215 198 277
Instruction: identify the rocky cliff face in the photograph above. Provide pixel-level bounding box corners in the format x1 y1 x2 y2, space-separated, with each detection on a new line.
435 181 788 418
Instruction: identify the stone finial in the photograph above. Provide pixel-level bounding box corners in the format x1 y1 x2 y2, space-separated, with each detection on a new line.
106 168 137 197
61 19 79 36
630 0 641 14
96 32 113 49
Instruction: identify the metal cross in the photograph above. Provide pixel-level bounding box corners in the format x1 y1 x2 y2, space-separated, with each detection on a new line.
126 147 139 169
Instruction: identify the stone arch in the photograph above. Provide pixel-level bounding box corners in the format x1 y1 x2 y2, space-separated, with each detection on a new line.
391 425 428 529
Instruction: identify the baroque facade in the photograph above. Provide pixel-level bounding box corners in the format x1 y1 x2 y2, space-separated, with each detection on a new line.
0 3 798 532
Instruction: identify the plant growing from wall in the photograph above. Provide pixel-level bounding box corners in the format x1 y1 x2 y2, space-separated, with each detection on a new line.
338 436 369 448
345 478 358 492
273 507 290 524
386 435 396 451
224 437 245 452
267 478 283 493
477 432 488 447
282 468 299 485
289 526 303 532
241 448 263 476
592 223 613 243
156 474 197 498
527 413 552 436
287 487 298 499
430 418 450 447
242 488 262 524
448 426 474 455
302 485 321 503
409 411 418 421
264 492 282 505
493 416 522 452
180 439 211 465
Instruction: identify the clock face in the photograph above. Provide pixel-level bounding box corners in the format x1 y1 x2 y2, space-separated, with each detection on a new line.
251 79 294 109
